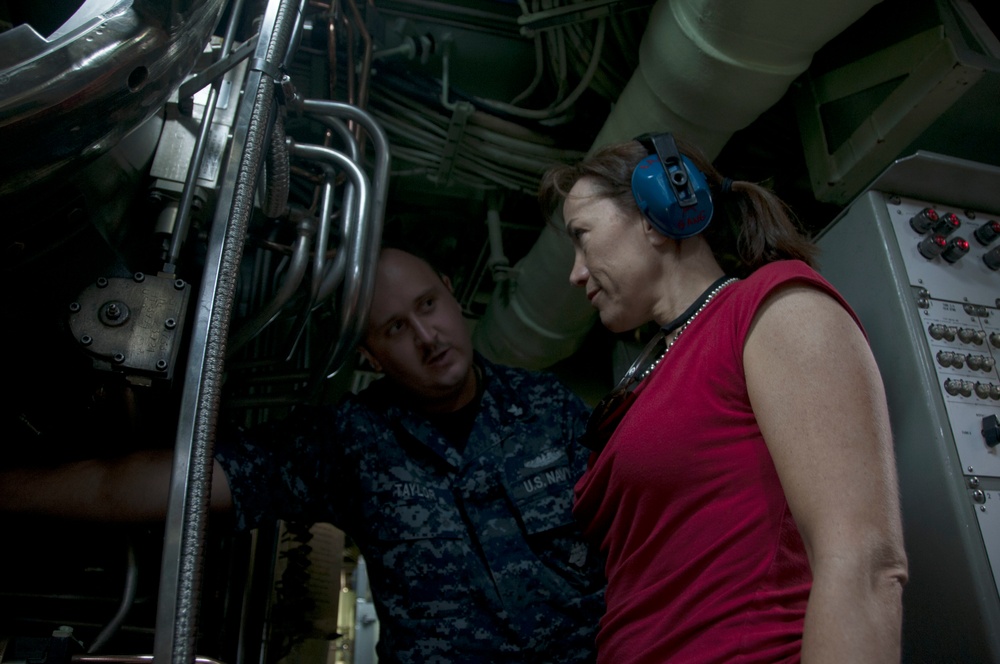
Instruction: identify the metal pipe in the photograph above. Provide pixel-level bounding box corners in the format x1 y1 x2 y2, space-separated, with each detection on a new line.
343 13 357 107
311 166 338 302
154 0 302 661
285 139 373 378
344 0 374 112
292 99 391 386
327 5 339 102
167 0 249 268
86 539 138 654
314 117 361 305
282 1 308 71
271 117 362 359
227 216 315 354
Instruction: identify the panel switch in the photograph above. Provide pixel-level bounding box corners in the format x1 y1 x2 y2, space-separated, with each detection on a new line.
932 212 961 236
942 237 969 263
984 246 1000 271
983 414 999 448
909 207 938 234
973 220 1000 246
918 234 947 259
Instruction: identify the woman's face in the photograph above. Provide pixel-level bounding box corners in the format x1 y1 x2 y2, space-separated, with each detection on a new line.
563 177 660 333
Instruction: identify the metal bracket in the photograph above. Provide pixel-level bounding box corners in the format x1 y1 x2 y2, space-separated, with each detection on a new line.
178 34 259 109
434 100 474 186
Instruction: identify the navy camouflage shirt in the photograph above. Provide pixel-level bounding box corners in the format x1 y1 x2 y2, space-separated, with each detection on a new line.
216 355 605 663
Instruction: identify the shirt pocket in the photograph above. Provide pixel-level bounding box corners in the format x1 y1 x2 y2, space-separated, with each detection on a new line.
503 450 604 594
504 449 577 535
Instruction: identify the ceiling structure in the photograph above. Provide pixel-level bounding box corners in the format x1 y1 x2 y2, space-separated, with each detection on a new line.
0 0 996 403
355 0 999 389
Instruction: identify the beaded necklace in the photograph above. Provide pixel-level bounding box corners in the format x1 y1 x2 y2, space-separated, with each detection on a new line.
630 275 739 385
581 275 740 452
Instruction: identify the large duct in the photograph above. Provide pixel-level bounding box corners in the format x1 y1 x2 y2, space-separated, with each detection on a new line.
474 0 883 369
472 221 596 370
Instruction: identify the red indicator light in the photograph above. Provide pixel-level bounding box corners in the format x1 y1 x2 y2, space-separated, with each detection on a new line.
909 208 938 234
943 237 970 263
932 213 961 236
918 234 948 259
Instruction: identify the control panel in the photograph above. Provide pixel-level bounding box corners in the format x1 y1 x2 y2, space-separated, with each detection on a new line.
815 152 1000 663
886 197 1000 475
895 201 1000 298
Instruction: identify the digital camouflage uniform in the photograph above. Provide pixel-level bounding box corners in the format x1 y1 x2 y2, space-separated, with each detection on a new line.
217 355 605 663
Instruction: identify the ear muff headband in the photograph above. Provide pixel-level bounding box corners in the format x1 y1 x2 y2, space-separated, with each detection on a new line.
631 133 714 239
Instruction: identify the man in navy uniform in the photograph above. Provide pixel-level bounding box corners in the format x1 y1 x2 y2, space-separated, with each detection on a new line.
2 248 605 663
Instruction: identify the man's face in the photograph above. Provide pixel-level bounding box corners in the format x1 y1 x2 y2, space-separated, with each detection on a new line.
361 249 476 412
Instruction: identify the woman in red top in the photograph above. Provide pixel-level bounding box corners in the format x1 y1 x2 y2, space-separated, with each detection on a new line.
539 134 908 664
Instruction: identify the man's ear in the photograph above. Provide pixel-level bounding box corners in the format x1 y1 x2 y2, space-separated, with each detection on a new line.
441 273 454 292
359 346 382 372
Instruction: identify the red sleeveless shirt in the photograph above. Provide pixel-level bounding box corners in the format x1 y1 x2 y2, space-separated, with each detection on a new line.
575 260 864 664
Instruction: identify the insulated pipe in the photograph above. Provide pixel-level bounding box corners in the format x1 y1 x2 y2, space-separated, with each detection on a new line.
473 224 597 369
594 0 885 155
260 114 291 219
475 0 882 369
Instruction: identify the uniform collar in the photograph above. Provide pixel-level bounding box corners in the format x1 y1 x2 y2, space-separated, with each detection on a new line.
363 353 534 468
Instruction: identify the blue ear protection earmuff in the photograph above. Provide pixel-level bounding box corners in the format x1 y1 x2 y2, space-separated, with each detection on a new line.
631 133 714 239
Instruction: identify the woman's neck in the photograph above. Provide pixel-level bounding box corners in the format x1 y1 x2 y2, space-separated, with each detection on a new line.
653 241 725 328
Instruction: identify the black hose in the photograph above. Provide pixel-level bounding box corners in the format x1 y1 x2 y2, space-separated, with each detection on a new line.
261 114 291 219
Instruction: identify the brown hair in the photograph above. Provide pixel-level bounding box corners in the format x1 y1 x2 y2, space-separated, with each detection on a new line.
538 136 818 277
